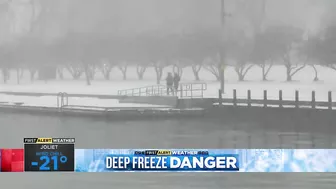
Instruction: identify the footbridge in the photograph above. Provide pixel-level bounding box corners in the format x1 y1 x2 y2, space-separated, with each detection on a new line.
117 83 207 98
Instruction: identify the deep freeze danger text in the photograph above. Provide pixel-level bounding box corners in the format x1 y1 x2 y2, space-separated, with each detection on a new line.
106 156 168 169
105 156 238 170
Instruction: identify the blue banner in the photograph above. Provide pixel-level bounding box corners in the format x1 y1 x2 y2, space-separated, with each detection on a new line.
75 149 336 172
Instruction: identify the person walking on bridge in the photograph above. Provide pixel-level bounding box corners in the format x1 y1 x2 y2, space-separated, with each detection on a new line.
166 72 174 95
173 73 181 96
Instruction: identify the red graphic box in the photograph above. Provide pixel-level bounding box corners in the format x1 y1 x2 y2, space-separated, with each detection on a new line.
1 149 24 172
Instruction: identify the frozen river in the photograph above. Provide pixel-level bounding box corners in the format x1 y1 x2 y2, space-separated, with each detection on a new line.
0 112 336 188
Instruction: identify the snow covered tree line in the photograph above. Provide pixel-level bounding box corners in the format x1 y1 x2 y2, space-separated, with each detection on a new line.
1 0 336 85
1 25 336 85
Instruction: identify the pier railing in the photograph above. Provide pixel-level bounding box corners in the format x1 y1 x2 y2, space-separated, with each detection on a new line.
117 83 207 98
178 83 207 98
216 89 335 110
117 85 167 97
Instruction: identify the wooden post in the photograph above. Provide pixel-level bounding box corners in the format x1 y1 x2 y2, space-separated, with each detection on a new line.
247 90 251 107
248 135 251 148
61 93 64 107
263 90 267 108
57 93 60 108
295 90 300 148
311 133 315 149
64 93 69 106
295 90 299 109
218 89 223 107
233 89 237 107
312 91 316 109
311 92 316 148
279 90 283 108
328 91 332 110
191 84 193 98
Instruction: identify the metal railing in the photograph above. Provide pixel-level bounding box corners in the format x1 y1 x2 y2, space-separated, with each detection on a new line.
178 83 207 98
117 83 207 98
118 85 167 96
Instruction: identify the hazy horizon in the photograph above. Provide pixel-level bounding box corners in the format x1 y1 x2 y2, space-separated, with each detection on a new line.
0 0 334 41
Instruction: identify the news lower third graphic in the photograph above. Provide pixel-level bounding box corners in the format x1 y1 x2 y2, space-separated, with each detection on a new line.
24 138 75 172
0 145 336 172
75 149 336 172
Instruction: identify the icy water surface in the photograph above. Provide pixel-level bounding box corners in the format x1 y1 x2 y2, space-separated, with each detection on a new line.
0 112 336 189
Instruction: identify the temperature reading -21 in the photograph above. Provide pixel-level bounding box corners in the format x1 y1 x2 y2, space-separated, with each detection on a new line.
39 155 68 171
24 140 75 172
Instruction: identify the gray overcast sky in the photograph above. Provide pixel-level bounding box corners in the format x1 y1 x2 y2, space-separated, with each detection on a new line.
2 0 333 38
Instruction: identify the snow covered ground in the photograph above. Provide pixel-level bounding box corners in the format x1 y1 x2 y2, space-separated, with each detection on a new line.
0 65 335 102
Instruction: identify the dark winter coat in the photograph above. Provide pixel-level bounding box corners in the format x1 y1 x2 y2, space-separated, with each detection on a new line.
166 75 174 86
173 75 180 86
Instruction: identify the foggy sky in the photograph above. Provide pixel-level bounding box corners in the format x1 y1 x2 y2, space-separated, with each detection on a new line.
2 0 335 40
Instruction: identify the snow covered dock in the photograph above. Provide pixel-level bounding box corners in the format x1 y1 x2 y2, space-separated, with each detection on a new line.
0 93 205 119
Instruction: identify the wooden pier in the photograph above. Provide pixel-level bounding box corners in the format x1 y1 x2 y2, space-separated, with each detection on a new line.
216 89 335 110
